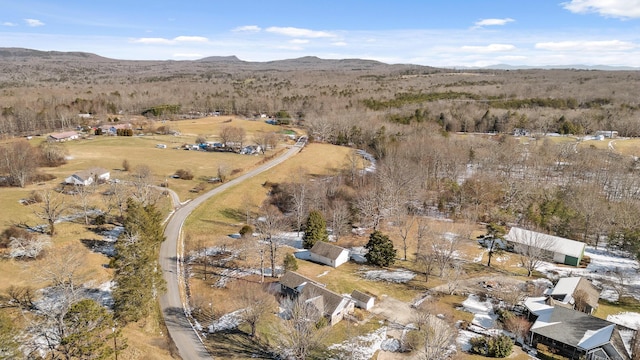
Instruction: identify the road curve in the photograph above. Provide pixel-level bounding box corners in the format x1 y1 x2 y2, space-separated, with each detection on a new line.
158 141 305 360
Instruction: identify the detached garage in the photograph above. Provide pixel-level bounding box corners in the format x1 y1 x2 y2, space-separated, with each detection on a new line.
505 227 585 267
309 241 350 268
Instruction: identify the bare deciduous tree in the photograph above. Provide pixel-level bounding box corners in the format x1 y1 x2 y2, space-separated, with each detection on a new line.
0 139 39 187
33 189 68 236
274 295 329 360
74 183 94 225
130 164 157 205
254 204 286 278
512 229 555 277
236 282 276 337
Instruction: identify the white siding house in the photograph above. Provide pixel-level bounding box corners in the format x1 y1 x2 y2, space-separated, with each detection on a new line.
65 168 110 186
309 241 350 268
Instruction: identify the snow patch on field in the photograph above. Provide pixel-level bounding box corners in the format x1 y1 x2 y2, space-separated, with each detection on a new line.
461 294 497 329
208 308 245 333
536 246 640 301
607 312 640 330
361 269 416 283
328 327 387 360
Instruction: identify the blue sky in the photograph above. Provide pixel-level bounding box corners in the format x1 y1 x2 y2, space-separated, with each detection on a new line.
1 0 640 67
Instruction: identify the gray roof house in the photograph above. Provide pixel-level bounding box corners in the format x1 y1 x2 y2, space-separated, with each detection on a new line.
64 167 110 186
309 241 350 268
530 306 632 360
505 227 586 266
279 271 354 326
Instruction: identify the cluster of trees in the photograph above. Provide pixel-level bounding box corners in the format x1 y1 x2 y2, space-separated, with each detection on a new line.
0 140 67 187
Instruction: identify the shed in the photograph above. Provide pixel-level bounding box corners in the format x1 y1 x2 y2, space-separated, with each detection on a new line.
351 290 375 310
309 241 350 268
505 227 585 266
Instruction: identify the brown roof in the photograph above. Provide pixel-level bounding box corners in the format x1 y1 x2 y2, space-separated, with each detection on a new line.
351 289 374 303
310 241 348 261
49 131 79 140
575 277 600 310
279 271 317 290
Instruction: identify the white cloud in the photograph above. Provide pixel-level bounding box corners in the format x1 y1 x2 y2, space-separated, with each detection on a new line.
474 18 515 27
461 44 516 52
131 36 209 45
536 39 637 51
173 36 208 43
131 37 173 45
275 45 304 51
332 41 348 47
265 26 335 38
232 25 261 33
562 0 640 19
24 18 44 27
289 39 309 44
2 22 17 27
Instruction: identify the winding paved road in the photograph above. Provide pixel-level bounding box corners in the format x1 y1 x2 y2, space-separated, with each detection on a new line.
159 139 305 360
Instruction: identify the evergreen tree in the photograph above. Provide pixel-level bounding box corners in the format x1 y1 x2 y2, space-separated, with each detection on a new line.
365 230 396 267
59 299 124 360
303 210 329 249
112 199 166 323
283 253 298 271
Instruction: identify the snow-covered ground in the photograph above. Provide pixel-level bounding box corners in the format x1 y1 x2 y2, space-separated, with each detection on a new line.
536 246 640 301
461 294 497 329
208 308 244 333
361 269 416 283
328 327 387 360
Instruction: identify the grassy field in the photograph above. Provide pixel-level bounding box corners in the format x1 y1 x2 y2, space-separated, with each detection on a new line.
0 116 307 359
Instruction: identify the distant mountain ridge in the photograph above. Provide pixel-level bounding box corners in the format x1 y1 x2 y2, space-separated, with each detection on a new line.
0 47 638 71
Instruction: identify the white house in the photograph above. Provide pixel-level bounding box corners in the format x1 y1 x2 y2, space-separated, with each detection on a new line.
505 227 585 267
309 241 350 268
279 271 354 326
65 167 110 186
48 131 79 142
351 290 375 310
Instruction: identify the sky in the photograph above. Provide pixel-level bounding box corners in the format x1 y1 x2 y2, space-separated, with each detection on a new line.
1 0 640 68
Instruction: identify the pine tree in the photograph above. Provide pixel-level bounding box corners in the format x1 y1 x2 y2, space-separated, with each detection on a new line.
59 299 125 360
112 199 166 323
283 253 298 271
365 230 397 267
303 210 329 249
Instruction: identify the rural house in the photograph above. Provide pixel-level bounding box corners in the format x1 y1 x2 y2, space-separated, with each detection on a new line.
525 277 600 318
505 227 586 266
48 131 79 142
529 306 633 360
546 277 600 314
350 289 375 310
279 271 354 326
65 167 110 186
309 241 350 268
